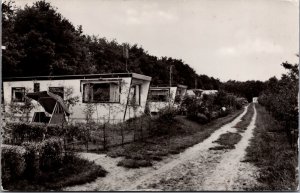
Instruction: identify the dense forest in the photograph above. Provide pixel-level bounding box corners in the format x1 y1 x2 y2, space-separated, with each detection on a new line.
2 1 220 89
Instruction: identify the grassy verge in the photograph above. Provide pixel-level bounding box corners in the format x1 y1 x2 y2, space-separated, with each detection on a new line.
234 103 254 132
3 154 107 191
107 108 245 168
244 104 298 191
209 132 242 150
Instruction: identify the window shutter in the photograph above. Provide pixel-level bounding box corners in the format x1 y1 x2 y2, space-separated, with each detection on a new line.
83 84 91 102
110 83 120 102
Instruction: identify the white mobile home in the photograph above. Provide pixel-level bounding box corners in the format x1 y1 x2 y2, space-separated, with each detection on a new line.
147 84 187 114
3 73 151 124
186 89 218 99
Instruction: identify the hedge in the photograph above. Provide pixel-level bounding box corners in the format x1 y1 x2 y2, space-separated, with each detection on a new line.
1 145 26 184
2 138 64 183
5 122 84 145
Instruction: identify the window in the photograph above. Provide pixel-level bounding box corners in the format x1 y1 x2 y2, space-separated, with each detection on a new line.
34 83 40 92
129 85 141 106
149 89 169 102
83 82 120 103
12 87 25 102
49 87 64 99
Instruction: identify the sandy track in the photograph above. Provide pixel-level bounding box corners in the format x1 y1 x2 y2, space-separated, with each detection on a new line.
64 105 259 191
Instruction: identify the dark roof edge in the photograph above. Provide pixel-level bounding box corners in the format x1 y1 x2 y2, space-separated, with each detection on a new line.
150 84 188 88
3 73 151 82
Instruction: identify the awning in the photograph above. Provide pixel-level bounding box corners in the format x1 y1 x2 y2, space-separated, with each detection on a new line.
26 91 70 116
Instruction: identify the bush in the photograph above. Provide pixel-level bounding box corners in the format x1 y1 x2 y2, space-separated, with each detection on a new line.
39 138 64 171
22 142 41 179
196 113 209 124
22 137 64 173
157 107 177 123
183 91 245 124
46 124 64 138
1 145 26 184
8 122 46 144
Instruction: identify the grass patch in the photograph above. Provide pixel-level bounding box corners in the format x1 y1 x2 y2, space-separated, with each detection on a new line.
117 159 152 168
107 108 245 168
3 153 107 191
210 132 242 150
234 103 254 132
244 104 298 191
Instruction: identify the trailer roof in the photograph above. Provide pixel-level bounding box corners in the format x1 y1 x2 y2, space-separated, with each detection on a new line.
3 73 151 82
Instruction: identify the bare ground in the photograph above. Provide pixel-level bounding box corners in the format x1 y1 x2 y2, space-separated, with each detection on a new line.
63 105 260 191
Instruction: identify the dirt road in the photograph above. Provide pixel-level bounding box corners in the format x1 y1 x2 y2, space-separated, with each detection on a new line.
64 105 259 191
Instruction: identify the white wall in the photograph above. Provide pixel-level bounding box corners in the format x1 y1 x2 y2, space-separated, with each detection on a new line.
3 76 150 123
148 87 177 113
124 79 151 120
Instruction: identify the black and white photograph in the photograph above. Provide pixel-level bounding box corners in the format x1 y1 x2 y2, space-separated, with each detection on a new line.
1 0 299 191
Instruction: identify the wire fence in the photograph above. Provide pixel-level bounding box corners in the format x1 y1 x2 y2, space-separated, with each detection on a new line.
64 116 153 152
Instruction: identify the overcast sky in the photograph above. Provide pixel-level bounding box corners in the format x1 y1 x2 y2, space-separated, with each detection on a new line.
15 0 299 81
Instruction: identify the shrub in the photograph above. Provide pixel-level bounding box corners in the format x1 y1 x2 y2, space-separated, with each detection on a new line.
148 107 177 136
157 107 177 123
1 145 26 184
8 122 46 144
39 137 64 171
22 142 41 179
22 137 64 173
46 124 64 138
196 113 209 124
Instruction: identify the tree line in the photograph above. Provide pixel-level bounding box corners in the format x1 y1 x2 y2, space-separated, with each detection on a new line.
2 0 220 89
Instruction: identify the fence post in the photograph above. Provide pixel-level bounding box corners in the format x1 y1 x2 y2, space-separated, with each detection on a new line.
133 121 136 142
140 118 143 141
121 123 124 146
103 123 107 151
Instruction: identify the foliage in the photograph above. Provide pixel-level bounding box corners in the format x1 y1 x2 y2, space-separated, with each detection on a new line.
2 0 220 89
6 88 35 122
108 109 244 168
222 80 265 102
2 150 107 191
22 142 41 180
8 122 46 144
244 104 297 191
149 107 178 136
258 62 298 147
157 107 177 123
64 87 80 109
83 102 95 124
182 91 245 124
39 137 64 171
1 145 26 185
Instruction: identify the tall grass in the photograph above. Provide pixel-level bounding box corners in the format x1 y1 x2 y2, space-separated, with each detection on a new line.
244 104 298 191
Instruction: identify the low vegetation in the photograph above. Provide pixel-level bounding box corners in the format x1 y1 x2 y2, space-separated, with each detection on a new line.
258 62 298 148
1 139 107 191
210 132 242 150
244 104 298 191
234 103 254 133
182 90 247 124
108 108 244 168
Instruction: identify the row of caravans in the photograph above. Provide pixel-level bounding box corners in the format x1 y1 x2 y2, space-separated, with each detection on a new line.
2 73 194 124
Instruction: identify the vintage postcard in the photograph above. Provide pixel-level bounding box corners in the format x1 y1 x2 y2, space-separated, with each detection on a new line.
1 0 298 191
